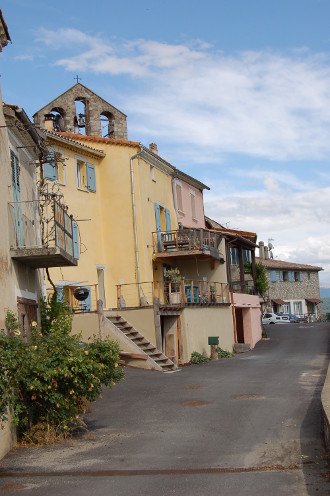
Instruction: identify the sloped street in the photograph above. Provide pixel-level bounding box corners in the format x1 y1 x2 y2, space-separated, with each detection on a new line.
1 323 329 495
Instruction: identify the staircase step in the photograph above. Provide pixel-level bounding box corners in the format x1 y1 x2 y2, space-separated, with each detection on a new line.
108 314 176 372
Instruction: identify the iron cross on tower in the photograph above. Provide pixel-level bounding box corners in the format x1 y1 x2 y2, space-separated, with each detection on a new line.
74 75 81 84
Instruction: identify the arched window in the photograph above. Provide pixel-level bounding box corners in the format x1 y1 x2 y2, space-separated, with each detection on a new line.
74 98 87 134
100 111 115 138
49 107 66 132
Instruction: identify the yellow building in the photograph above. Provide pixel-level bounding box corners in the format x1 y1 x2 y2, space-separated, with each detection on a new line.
34 84 237 369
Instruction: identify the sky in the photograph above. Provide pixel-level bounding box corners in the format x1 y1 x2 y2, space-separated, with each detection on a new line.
1 0 330 286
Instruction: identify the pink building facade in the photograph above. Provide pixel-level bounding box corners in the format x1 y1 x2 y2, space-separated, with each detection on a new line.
172 173 208 229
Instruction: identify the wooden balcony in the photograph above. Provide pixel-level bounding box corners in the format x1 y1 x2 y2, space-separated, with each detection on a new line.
9 199 78 268
153 228 224 262
116 280 231 309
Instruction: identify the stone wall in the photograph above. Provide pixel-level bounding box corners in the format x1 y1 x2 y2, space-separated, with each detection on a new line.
266 270 321 300
33 83 128 140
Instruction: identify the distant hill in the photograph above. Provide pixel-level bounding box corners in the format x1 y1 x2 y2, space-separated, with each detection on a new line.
320 288 330 298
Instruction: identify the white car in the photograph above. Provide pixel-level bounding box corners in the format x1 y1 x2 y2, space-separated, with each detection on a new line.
262 312 290 325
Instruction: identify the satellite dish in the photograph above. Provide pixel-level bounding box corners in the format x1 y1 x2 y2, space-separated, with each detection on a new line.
55 114 65 132
268 242 274 250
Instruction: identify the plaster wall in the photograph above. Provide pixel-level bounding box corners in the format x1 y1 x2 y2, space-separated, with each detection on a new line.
180 305 234 362
174 179 205 229
233 293 262 348
48 138 179 310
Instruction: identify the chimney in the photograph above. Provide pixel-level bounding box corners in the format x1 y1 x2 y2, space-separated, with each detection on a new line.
149 143 158 155
259 241 265 259
264 246 269 259
44 114 55 132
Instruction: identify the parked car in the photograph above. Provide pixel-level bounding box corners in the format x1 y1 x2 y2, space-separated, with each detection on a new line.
276 313 307 323
262 312 291 324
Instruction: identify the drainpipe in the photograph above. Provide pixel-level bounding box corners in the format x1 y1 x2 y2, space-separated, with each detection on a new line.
130 148 144 304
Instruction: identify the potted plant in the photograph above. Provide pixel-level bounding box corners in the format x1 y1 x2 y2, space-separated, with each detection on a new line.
165 267 182 304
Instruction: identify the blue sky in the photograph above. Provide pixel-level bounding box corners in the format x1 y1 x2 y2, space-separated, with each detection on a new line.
1 0 330 286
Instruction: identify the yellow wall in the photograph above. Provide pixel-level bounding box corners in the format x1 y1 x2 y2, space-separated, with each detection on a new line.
46 138 178 310
181 306 234 362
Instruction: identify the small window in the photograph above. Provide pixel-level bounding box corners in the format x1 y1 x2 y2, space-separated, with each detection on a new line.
76 159 87 190
150 165 156 182
243 249 251 263
176 183 183 212
44 148 66 184
76 158 96 192
230 247 239 265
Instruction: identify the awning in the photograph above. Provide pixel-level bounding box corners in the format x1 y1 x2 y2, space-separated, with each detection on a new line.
305 298 321 304
272 299 286 305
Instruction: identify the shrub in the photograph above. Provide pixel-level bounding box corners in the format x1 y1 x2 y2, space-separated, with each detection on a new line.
218 348 234 359
0 297 123 442
190 351 209 364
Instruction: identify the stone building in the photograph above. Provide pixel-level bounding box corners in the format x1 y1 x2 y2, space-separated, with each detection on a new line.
33 83 127 140
257 242 322 320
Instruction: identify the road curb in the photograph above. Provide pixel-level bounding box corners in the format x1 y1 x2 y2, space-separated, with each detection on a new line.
321 363 330 453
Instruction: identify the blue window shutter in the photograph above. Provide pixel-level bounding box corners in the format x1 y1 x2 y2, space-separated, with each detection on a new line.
280 271 284 282
87 163 96 192
55 285 64 303
288 302 292 313
289 271 295 282
270 270 277 282
72 222 80 259
44 149 56 180
165 208 171 232
155 203 162 250
299 272 303 282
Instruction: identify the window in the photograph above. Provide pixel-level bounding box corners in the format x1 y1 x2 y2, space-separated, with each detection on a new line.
75 158 96 192
230 247 239 265
280 271 284 282
282 303 290 313
190 190 196 220
150 165 156 182
176 182 183 212
293 301 302 315
243 249 251 263
270 270 277 282
44 148 66 184
288 271 295 282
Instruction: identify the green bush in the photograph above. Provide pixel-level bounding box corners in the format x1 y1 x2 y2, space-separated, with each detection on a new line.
218 348 234 359
0 295 123 441
190 351 209 364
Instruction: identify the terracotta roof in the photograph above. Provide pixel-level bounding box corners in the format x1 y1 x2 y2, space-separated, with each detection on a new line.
56 132 140 148
204 216 257 239
46 131 106 157
256 257 323 272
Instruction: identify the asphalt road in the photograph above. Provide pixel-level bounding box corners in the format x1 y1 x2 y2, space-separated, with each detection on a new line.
1 322 330 495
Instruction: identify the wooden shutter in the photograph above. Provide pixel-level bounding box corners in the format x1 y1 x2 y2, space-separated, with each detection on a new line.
44 149 56 180
87 163 96 192
72 222 80 259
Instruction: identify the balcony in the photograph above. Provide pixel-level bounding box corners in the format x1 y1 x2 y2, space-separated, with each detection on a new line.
153 228 224 262
116 280 230 309
232 280 256 295
9 199 78 268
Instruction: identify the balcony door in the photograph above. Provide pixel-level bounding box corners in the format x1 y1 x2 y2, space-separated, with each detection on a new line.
155 203 171 251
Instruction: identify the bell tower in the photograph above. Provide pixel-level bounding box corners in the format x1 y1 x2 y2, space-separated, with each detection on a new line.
33 83 128 140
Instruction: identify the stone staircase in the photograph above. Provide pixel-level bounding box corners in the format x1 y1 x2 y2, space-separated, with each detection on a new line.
107 315 177 372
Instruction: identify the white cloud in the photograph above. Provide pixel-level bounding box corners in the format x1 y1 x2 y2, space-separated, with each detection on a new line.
35 28 330 162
